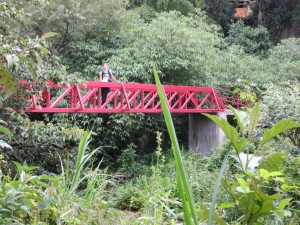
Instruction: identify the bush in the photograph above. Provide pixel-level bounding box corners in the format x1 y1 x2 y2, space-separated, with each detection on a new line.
227 20 272 57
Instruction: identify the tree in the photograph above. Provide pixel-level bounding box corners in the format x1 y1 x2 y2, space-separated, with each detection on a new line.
260 83 300 148
266 38 300 82
251 0 300 41
145 0 195 16
27 0 139 78
0 1 84 174
0 1 61 105
29 0 138 51
108 10 223 85
227 20 272 57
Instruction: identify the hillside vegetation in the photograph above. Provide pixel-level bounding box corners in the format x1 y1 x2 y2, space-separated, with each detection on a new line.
1 0 299 224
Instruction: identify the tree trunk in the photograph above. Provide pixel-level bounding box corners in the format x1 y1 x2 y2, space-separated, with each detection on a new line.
257 0 264 25
59 22 70 50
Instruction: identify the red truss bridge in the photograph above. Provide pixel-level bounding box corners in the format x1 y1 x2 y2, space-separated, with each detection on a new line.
19 81 248 114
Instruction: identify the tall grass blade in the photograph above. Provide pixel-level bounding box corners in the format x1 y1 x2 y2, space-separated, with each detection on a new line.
69 130 100 194
177 174 192 225
153 66 198 225
208 151 230 225
58 154 66 187
69 130 90 193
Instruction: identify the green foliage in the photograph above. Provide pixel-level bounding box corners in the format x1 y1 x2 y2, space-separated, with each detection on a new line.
0 162 57 224
209 42 299 91
260 83 300 148
0 119 12 150
207 151 230 225
0 130 114 224
28 0 139 77
111 133 181 223
1 1 300 223
0 0 74 108
266 38 300 82
0 112 84 174
204 113 248 154
227 20 272 57
111 137 230 224
66 130 100 195
142 0 196 16
109 10 222 85
203 103 300 224
46 109 189 170
260 118 300 146
154 66 198 224
117 143 146 175
30 0 137 44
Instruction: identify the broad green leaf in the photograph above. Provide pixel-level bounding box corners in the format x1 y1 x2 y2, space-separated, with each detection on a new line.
20 170 26 182
236 177 251 193
203 113 248 153
248 103 260 138
13 161 23 173
0 68 13 85
39 32 58 41
199 204 227 225
259 169 282 179
227 105 246 136
281 183 298 192
236 177 248 190
0 124 12 140
219 202 234 209
248 184 277 223
35 44 49 55
258 153 287 172
278 198 292 210
222 178 277 223
260 118 300 146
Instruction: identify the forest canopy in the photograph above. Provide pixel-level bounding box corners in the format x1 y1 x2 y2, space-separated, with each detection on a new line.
0 1 300 223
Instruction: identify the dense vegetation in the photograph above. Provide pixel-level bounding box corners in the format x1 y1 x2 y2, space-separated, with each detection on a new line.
1 0 300 224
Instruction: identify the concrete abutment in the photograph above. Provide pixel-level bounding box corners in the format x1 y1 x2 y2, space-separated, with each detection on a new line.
188 110 233 155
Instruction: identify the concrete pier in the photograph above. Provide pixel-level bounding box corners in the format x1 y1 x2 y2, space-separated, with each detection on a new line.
188 110 233 155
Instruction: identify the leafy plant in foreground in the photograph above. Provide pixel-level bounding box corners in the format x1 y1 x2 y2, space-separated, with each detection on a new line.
203 104 300 224
0 129 115 224
0 162 56 224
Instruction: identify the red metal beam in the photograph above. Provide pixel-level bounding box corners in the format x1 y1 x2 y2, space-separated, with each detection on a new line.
15 81 250 114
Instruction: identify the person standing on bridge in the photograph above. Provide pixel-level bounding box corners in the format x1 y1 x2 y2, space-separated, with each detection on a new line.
99 64 118 106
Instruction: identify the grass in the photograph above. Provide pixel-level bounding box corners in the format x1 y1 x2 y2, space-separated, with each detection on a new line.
153 66 199 225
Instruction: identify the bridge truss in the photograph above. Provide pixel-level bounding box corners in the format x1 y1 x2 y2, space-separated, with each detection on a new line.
20 81 248 113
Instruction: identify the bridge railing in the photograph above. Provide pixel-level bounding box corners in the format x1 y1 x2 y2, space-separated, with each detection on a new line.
1 81 254 113
216 88 250 110
18 81 229 113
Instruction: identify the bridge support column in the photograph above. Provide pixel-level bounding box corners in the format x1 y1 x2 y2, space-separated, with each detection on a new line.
188 110 233 155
